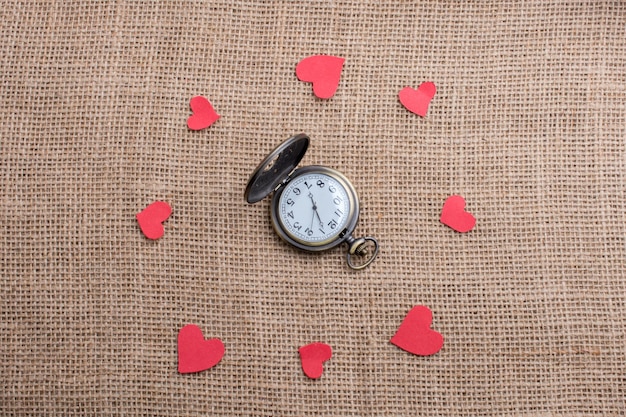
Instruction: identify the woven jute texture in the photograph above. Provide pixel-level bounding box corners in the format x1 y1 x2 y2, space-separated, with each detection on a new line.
1 1 625 415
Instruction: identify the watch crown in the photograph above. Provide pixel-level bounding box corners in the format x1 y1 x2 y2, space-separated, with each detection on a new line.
345 236 379 270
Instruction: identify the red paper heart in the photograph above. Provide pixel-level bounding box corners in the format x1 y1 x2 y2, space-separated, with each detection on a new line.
440 195 476 233
177 324 225 374
187 96 220 130
136 201 172 240
299 342 332 379
390 305 444 356
398 82 437 117
295 55 345 99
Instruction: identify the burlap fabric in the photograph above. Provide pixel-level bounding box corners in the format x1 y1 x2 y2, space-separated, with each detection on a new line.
1 1 625 415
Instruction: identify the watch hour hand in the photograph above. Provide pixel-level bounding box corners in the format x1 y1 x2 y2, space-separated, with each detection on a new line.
308 193 317 209
308 193 324 227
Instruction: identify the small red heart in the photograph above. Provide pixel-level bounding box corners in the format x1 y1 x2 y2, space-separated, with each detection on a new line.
390 305 444 356
187 96 220 130
440 195 476 233
136 201 172 240
177 324 225 374
295 55 345 99
298 342 332 379
398 82 437 117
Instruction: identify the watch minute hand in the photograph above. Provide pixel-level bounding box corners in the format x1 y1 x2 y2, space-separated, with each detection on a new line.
314 209 323 227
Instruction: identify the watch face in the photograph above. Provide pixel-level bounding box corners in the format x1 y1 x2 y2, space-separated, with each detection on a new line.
275 169 356 248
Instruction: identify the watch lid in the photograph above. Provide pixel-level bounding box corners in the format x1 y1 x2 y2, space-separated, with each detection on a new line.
244 133 310 204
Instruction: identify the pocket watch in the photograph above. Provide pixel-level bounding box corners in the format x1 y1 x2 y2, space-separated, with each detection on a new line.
244 133 379 270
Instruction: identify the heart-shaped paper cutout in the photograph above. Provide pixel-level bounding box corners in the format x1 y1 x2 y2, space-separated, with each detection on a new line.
440 195 476 233
398 82 437 117
295 55 345 99
299 342 332 379
177 324 225 374
187 96 220 130
136 201 172 240
390 305 444 356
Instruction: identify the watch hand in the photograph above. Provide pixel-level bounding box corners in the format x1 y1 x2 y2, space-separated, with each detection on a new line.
314 209 324 228
308 193 324 229
309 209 316 232
308 193 317 210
